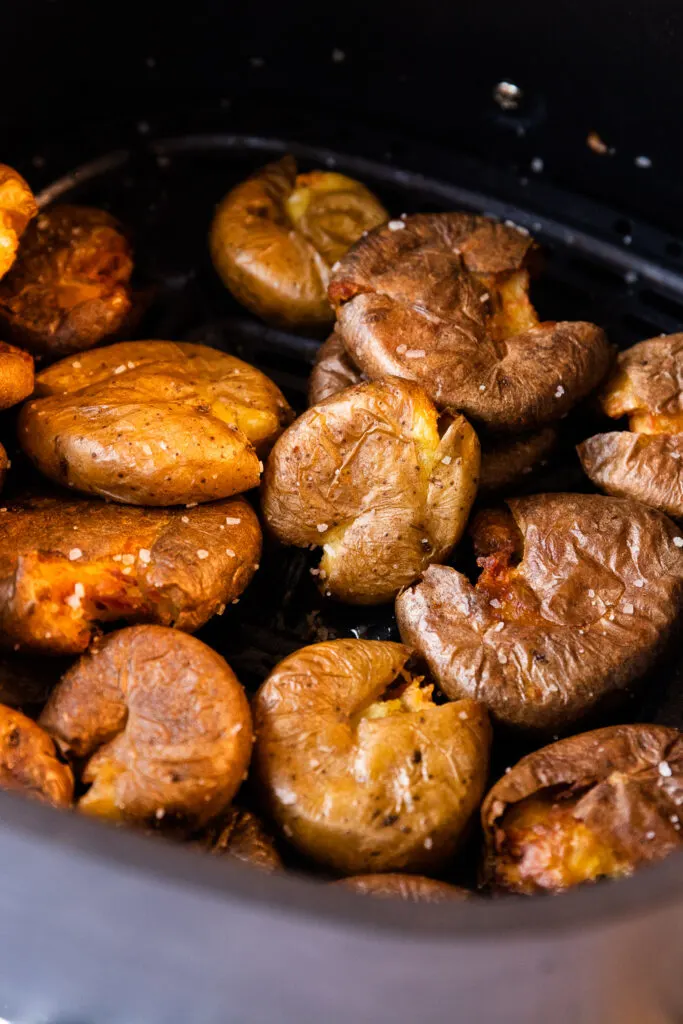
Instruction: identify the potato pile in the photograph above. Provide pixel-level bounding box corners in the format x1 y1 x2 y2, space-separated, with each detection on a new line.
0 154 681 903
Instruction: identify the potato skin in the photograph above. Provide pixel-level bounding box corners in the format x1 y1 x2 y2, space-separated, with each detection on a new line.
0 205 133 357
334 874 471 902
0 703 73 806
0 494 261 654
253 639 491 875
210 155 387 328
396 493 683 732
262 377 480 604
308 328 364 405
329 214 611 432
0 165 37 280
40 626 252 829
481 724 683 893
0 341 34 410
20 340 292 506
200 806 282 872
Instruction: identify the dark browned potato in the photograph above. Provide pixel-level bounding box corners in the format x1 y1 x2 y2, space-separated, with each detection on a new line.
579 333 683 518
41 626 252 829
329 214 611 432
0 205 133 357
262 378 480 604
0 494 261 655
334 873 471 901
0 165 37 280
0 703 73 806
210 155 388 328
19 340 293 505
481 724 683 894
0 341 34 410
308 327 365 405
200 806 282 872
479 427 557 494
253 639 491 875
396 493 683 731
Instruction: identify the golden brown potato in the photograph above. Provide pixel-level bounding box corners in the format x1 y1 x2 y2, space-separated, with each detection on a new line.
41 626 252 829
210 156 387 328
329 214 611 432
19 340 292 505
0 494 261 655
334 874 471 902
253 639 491 875
579 333 683 518
0 340 34 411
396 493 683 731
479 427 557 493
0 165 37 280
262 378 480 604
200 806 282 872
481 724 683 893
0 205 133 357
0 703 73 806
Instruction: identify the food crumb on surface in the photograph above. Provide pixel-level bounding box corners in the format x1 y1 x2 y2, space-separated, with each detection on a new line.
72 360 82 369
197 549 209 560
659 761 673 778
531 157 544 173
388 220 406 231
635 155 652 168
155 808 165 820
68 548 82 561
587 131 611 155
231 723 243 735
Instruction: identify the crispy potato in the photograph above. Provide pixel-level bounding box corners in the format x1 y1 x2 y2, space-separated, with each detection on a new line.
210 156 387 328
0 165 37 280
199 806 282 872
0 205 133 357
481 724 683 893
0 340 34 410
329 214 611 432
262 378 480 604
308 328 365 405
396 493 683 731
479 427 557 493
579 333 683 518
19 340 292 505
0 494 261 655
0 703 73 806
40 626 252 829
334 874 471 902
253 639 491 875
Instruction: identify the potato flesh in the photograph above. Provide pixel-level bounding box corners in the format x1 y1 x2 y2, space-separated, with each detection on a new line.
0 167 37 279
359 678 433 722
483 269 540 342
471 508 543 626
602 371 683 435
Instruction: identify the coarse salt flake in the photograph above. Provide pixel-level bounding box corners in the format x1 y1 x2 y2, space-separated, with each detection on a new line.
555 385 565 398
674 537 683 548
317 523 329 533
441 455 452 465
396 344 407 355
197 549 209 559
121 554 135 566
72 360 82 369
225 517 241 525
159 441 168 450
231 723 243 735
479 292 490 302
181 515 189 523
424 837 433 849
622 603 634 615
659 761 673 778
113 364 127 375
494 621 505 632
635 155 652 168
635 579 644 588
489 598 502 608
498 652 508 665
225 547 236 557
388 220 406 231
138 548 151 564
68 548 82 561
645 831 656 840
405 349 426 359
672 452 681 460
458 711 468 720
479 384 487 391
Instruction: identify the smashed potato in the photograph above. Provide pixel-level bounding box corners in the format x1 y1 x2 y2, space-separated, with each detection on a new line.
396 493 683 731
335 874 471 902
0 494 261 654
0 205 133 357
210 155 387 327
20 340 292 505
0 703 73 806
41 626 252 829
0 341 34 410
0 165 37 280
262 377 480 604
482 724 683 893
308 328 365 405
329 214 611 432
253 639 491 875
200 806 282 872
579 333 683 518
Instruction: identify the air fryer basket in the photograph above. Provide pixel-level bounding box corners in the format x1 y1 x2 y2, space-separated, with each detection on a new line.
2 2 683 1022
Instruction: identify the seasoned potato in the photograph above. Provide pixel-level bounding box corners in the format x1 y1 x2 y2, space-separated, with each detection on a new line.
19 340 292 505
253 639 491 875
479 427 557 494
396 493 683 731
0 494 261 654
335 874 471 902
308 328 365 405
200 806 282 872
41 626 252 829
210 156 387 327
481 724 683 893
329 214 611 432
0 703 73 806
0 340 34 410
0 165 37 280
579 333 683 518
262 378 480 604
0 205 133 357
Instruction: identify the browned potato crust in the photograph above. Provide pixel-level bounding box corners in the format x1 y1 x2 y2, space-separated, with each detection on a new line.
41 626 252 829
210 156 387 328
308 328 365 405
253 639 491 875
396 493 683 731
579 333 683 518
0 165 37 280
262 378 480 604
481 724 683 893
0 205 133 357
329 214 611 432
0 340 34 410
334 874 471 902
0 703 73 806
200 806 282 872
479 427 557 493
0 494 261 654
20 340 292 505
